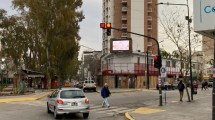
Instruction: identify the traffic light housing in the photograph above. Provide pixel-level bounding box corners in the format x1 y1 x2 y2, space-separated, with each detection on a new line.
154 55 162 69
106 23 111 36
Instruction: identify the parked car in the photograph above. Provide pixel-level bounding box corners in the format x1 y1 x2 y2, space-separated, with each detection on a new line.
47 87 90 119
83 80 97 92
156 82 173 90
208 80 213 87
172 81 180 90
75 81 84 89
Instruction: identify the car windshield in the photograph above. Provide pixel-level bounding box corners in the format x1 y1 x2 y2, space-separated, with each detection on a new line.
85 81 94 83
60 90 85 99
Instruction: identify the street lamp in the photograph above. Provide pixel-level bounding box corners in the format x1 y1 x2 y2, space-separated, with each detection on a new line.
157 0 193 101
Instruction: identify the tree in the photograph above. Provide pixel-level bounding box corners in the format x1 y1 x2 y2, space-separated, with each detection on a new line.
0 0 84 85
159 8 201 101
12 0 84 83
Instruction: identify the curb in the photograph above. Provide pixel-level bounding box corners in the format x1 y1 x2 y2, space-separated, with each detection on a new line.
35 91 52 100
0 91 52 103
125 112 135 120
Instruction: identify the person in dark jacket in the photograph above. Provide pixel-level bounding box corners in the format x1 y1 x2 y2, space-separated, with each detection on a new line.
178 80 185 101
101 83 111 108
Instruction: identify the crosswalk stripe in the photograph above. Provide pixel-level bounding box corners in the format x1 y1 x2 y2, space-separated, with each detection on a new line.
89 105 102 109
8 101 135 114
90 106 118 112
97 107 128 113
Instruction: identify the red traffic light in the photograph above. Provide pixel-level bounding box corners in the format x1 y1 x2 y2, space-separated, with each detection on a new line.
100 23 105 28
153 56 158 60
100 23 111 29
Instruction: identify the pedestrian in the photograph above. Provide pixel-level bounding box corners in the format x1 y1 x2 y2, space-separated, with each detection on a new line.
178 80 185 102
101 83 111 108
204 81 208 90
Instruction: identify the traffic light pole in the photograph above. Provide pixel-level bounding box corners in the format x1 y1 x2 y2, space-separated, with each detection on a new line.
110 27 162 106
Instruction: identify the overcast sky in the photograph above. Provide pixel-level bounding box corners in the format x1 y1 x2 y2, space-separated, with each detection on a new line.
0 0 198 60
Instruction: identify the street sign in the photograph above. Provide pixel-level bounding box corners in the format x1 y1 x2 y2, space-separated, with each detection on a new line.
160 67 166 78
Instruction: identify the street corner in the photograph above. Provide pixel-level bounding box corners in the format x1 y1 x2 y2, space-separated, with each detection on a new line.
35 91 52 100
0 97 36 103
131 107 165 115
125 112 135 120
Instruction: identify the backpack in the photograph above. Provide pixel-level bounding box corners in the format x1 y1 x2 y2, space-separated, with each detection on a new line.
178 83 184 90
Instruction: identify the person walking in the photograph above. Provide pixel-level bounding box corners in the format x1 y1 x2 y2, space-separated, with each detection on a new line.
101 83 111 108
178 80 185 101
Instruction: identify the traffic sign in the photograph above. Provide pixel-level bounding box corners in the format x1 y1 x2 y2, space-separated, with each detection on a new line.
160 67 166 78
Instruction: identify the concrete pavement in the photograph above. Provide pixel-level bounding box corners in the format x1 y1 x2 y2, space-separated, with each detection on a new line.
125 88 212 120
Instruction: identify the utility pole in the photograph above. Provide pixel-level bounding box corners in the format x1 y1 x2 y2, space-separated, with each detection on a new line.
146 47 149 89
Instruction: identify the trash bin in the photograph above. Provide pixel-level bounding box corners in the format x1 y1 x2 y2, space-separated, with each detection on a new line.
193 82 198 94
193 87 197 94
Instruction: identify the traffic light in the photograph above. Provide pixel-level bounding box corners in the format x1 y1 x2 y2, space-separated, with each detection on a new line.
154 55 162 69
106 23 111 36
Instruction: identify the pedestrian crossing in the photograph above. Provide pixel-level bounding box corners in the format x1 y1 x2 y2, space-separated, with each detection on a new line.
8 101 135 115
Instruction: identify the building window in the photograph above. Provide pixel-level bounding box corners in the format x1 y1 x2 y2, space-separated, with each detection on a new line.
137 57 140 64
172 61 176 67
166 61 170 67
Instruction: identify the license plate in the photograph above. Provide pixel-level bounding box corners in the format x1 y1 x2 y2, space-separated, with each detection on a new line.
71 102 78 106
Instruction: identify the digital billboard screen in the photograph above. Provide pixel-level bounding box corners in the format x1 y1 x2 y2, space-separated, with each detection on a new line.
112 40 129 51
110 38 132 53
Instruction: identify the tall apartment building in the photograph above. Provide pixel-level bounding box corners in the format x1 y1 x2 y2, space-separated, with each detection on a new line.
101 0 158 88
102 0 158 55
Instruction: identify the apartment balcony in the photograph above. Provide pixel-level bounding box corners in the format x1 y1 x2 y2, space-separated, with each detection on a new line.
147 42 152 46
147 16 152 21
121 33 127 37
121 24 127 29
121 16 127 21
148 25 152 29
122 7 128 12
147 0 152 3
122 0 127 3
148 8 152 12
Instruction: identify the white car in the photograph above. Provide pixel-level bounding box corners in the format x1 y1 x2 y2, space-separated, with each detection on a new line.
47 87 90 119
83 80 97 92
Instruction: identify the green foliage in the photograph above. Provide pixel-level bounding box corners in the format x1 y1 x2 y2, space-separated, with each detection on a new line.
0 0 84 82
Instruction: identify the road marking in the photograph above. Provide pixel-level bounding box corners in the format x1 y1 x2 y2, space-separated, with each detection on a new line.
96 107 125 113
7 101 136 115
132 107 165 114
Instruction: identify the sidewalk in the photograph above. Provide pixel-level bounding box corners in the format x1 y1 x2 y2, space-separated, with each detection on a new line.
125 88 212 120
0 90 52 103
96 87 147 93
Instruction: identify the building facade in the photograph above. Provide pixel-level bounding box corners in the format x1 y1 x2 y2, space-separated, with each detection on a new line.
101 0 159 88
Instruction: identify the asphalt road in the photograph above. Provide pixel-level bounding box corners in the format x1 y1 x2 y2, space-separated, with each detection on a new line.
0 89 180 120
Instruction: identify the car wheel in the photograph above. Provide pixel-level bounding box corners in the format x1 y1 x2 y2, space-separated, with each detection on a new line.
54 108 61 119
47 103 51 113
83 113 89 119
94 88 97 92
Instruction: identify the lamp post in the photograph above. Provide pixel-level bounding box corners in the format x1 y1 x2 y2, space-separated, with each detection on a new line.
157 0 193 101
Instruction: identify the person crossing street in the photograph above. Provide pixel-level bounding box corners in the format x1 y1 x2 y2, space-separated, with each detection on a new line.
101 83 111 108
